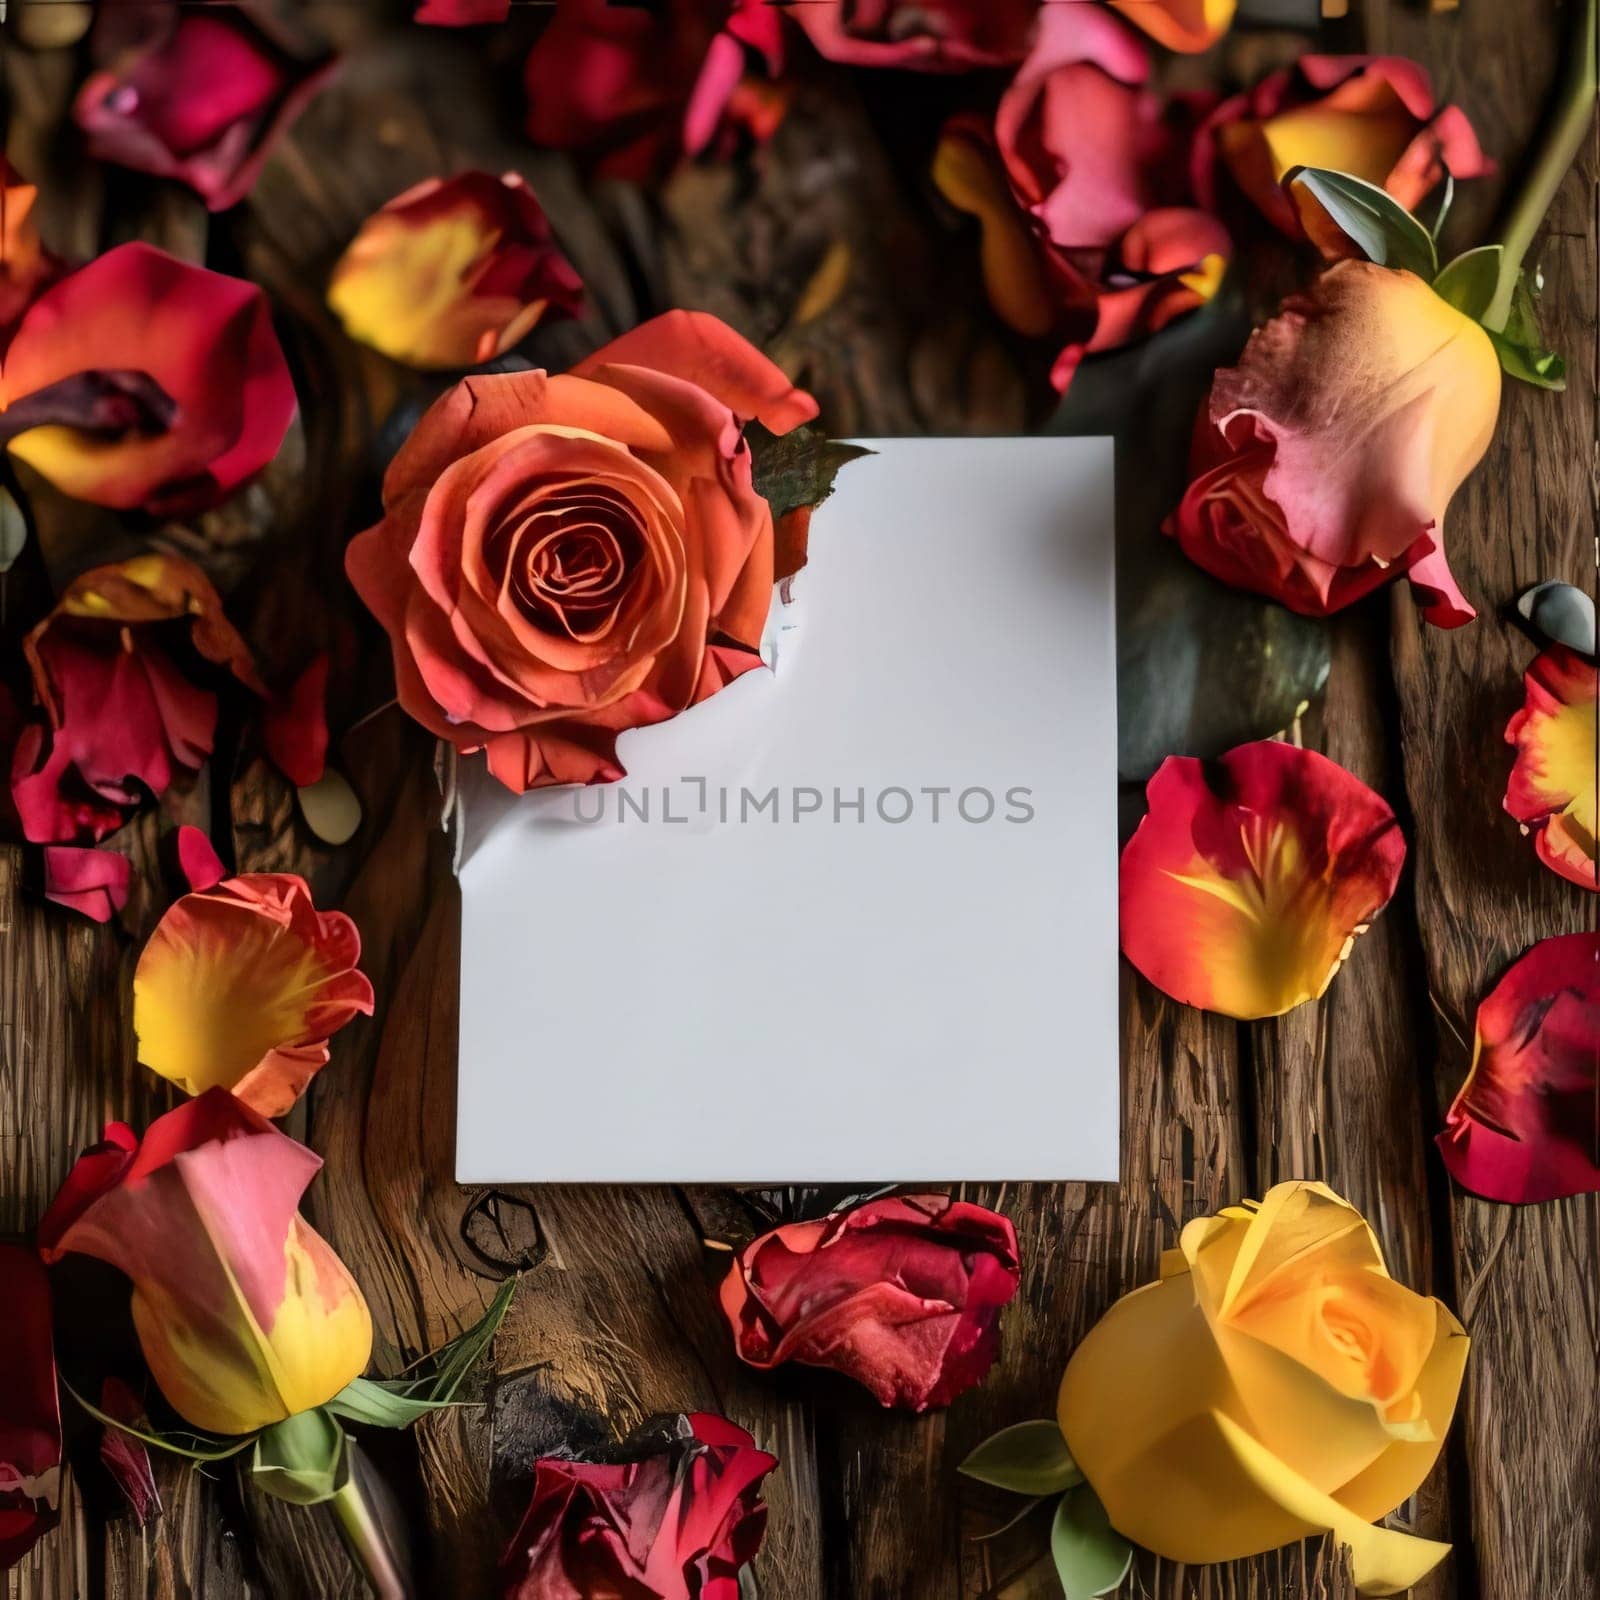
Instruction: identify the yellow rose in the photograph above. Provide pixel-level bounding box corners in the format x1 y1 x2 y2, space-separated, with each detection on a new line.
1058 1182 1468 1595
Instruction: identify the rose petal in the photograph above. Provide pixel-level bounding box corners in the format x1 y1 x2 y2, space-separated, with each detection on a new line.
38 1091 373 1436
719 1194 1021 1411
1120 740 1406 1019
327 171 582 370
790 0 1036 70
0 1244 61 1570
73 10 336 212
0 158 62 335
414 0 508 21
97 1379 162 1528
133 873 374 1117
1437 933 1600 1204
1110 0 1236 53
176 825 227 892
262 653 330 788
1503 645 1598 890
42 845 131 922
573 310 818 436
0 243 297 514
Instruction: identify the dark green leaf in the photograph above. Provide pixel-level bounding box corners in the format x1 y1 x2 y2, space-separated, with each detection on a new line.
1432 245 1503 321
1051 1484 1133 1600
62 1377 256 1463
959 1421 1083 1496
251 1408 349 1506
747 421 872 524
1285 167 1436 279
327 1377 453 1429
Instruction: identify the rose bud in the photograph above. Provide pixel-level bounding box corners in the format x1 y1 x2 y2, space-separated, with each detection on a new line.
932 7 1229 391
0 159 62 335
73 4 336 212
346 310 817 791
1437 932 1600 1204
1194 56 1489 241
38 1090 373 1436
1503 645 1598 890
1109 0 1235 53
327 171 583 371
499 1412 775 1600
1059 1181 1468 1594
790 0 1037 70
134 869 374 1117
523 0 785 180
1119 741 1405 1020
719 1194 1021 1410
11 554 265 846
1165 260 1500 627
0 1245 61 1572
0 242 297 514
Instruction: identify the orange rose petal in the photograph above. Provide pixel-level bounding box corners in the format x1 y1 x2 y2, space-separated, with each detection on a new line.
1110 0 1236 53
327 170 582 370
572 309 817 435
133 873 374 1117
1503 644 1598 890
1120 740 1406 1019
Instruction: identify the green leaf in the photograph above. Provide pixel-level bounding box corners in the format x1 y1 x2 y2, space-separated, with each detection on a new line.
328 1278 517 1428
1051 1484 1133 1600
251 1408 350 1506
959 1421 1083 1496
1285 167 1437 279
0 487 27 574
1487 329 1567 390
1432 245 1503 320
328 1376 454 1429
1428 173 1454 240
62 1376 256 1463
1489 269 1567 388
747 421 873 524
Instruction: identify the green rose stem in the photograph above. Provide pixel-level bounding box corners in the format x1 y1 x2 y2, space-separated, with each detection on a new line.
331 1462 410 1600
1486 0 1597 330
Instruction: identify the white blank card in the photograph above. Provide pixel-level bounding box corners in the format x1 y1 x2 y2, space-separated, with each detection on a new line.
455 437 1118 1184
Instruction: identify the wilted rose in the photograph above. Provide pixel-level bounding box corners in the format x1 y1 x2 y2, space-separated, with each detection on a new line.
499 1413 775 1600
11 554 264 845
346 310 817 791
719 1193 1021 1410
39 1090 373 1436
1165 261 1499 626
74 4 336 211
0 242 297 513
327 171 582 370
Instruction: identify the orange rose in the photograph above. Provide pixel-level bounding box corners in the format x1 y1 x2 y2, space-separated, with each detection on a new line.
345 312 817 790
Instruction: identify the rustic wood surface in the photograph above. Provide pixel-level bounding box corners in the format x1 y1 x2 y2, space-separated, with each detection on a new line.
2 2 1597 1598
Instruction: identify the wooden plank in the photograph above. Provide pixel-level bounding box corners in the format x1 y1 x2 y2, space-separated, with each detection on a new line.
1366 4 1600 1599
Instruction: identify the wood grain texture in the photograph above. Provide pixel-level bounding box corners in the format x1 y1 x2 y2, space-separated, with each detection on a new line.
2 2 1595 1598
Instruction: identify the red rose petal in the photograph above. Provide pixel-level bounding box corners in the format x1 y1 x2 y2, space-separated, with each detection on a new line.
42 845 131 922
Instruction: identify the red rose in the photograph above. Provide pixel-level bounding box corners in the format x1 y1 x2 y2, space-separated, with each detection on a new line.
345 311 817 791
74 4 336 211
0 1244 60 1572
499 1413 775 1600
719 1193 1022 1410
